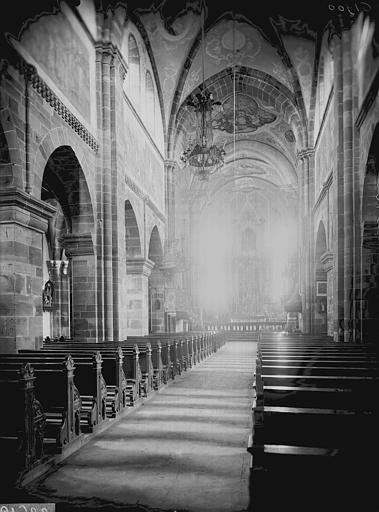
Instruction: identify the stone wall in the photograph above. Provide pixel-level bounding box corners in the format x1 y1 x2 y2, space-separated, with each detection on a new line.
0 3 167 348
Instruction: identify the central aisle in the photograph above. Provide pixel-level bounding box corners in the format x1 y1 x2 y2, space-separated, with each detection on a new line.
25 342 257 512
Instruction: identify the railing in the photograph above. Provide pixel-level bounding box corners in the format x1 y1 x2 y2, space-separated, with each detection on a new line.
206 321 287 332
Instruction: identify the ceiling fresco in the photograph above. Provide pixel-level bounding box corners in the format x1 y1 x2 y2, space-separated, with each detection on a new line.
212 94 277 134
180 19 294 105
281 35 315 116
141 10 201 125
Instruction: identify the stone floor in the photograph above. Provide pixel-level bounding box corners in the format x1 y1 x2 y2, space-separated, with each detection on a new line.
19 342 257 512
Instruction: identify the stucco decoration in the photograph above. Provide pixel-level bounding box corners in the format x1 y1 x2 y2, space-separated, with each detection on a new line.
285 129 296 143
238 162 267 175
212 94 277 133
181 20 294 103
141 11 201 123
232 177 262 191
281 36 315 117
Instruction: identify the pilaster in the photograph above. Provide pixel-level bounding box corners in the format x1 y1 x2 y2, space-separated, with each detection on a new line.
331 32 346 341
0 188 55 352
297 148 314 333
95 42 127 342
63 233 97 342
125 258 154 335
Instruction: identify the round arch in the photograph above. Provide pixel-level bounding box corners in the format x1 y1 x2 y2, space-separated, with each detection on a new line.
170 66 306 159
147 225 164 333
314 220 328 335
32 126 96 215
148 225 163 265
125 200 142 258
41 145 94 236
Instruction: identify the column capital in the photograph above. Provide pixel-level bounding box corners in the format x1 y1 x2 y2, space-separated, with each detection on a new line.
95 42 116 63
61 260 70 275
164 160 178 171
46 259 63 276
297 148 315 161
95 42 128 79
126 257 155 277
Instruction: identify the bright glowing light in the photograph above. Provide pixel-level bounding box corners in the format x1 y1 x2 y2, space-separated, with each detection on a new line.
195 211 232 315
265 220 297 303
192 203 297 318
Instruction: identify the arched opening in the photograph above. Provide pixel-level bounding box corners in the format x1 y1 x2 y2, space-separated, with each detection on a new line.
125 201 141 258
314 221 328 334
0 121 10 163
124 201 143 337
0 116 15 188
361 124 379 343
41 145 94 341
128 34 140 107
148 226 164 333
145 70 155 135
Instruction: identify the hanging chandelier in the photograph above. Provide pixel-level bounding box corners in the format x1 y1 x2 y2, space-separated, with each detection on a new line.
180 3 225 181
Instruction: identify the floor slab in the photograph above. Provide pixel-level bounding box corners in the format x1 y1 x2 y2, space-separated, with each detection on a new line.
20 342 257 512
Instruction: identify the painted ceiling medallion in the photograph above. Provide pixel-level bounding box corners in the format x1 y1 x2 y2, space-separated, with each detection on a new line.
285 129 296 143
221 28 246 51
213 94 277 133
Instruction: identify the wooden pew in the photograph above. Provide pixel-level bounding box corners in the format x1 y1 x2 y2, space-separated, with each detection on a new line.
0 354 81 454
0 363 46 483
249 333 379 511
116 340 155 394
145 336 182 376
17 351 110 430
139 337 175 381
39 344 138 407
185 335 195 368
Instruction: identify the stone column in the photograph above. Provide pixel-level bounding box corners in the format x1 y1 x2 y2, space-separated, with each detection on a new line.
47 259 62 338
298 149 314 333
0 188 56 352
60 260 70 338
63 233 97 342
297 152 305 332
95 43 127 342
165 160 176 243
330 18 356 342
126 258 154 335
342 28 354 342
150 282 165 333
163 160 178 331
321 251 334 337
96 43 115 342
332 32 345 342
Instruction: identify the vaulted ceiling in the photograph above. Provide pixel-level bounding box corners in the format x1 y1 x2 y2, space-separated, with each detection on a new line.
122 0 376 212
130 0 322 205
2 0 377 206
